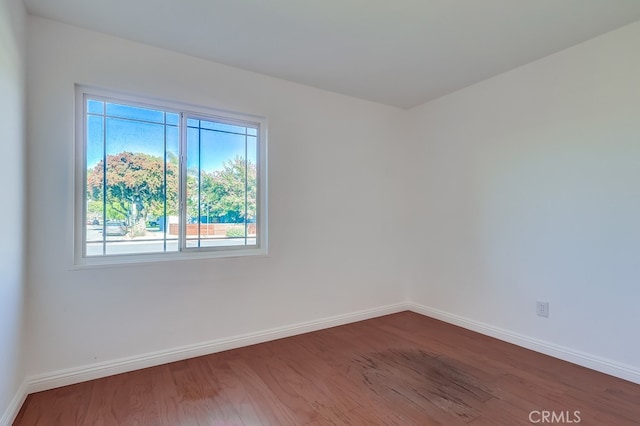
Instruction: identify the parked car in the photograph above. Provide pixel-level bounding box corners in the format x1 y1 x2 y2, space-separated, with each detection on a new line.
105 221 127 236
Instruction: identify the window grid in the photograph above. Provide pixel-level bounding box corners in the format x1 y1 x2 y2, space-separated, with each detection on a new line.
77 88 266 264
85 101 179 257
183 117 257 250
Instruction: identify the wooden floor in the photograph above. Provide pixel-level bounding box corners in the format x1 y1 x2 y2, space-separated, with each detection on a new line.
14 312 640 425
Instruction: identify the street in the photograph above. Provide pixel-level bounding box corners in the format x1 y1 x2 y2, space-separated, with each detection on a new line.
86 225 256 256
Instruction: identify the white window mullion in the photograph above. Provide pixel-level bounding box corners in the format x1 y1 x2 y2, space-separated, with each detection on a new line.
100 98 107 256
162 112 167 253
179 112 188 252
244 133 248 246
197 122 202 248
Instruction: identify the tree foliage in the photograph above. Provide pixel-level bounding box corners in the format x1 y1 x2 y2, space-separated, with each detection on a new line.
88 152 256 235
87 152 178 227
188 156 256 223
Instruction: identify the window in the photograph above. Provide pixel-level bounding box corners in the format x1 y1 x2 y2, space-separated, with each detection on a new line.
75 87 267 265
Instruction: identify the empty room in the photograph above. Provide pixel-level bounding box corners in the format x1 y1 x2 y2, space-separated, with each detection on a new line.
2 0 640 424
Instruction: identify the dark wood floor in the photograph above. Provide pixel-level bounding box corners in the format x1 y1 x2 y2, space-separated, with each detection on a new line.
14 311 640 425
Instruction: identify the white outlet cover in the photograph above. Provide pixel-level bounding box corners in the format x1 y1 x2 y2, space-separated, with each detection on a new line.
537 301 549 318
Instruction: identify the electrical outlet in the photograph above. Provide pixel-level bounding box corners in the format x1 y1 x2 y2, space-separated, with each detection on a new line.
536 301 549 318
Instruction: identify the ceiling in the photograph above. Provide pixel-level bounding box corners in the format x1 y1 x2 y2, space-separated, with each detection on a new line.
23 0 640 109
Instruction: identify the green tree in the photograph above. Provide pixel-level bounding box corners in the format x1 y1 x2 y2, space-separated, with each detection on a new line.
87 152 178 235
212 156 257 223
188 156 257 224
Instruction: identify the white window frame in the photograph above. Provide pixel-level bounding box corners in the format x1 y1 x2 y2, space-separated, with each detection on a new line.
74 85 268 267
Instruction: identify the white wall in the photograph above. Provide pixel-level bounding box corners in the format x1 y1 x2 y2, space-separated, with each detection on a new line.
25 17 409 378
0 0 26 421
23 10 640 392
408 21 640 371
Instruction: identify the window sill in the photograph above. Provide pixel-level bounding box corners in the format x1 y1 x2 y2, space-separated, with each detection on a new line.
71 246 268 270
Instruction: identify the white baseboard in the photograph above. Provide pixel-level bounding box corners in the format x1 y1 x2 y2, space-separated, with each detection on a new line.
407 302 640 385
25 302 407 394
0 380 27 426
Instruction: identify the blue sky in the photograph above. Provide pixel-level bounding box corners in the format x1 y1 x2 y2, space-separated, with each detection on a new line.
86 100 257 172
